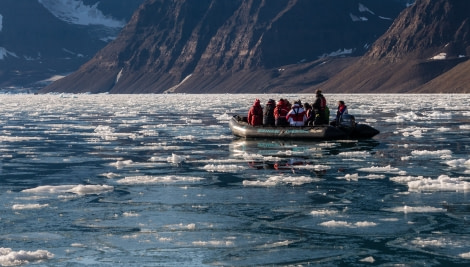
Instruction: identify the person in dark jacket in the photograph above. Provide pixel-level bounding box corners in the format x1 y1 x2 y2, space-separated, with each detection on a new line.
312 89 328 125
335 100 348 125
263 99 276 126
303 102 314 126
247 98 263 126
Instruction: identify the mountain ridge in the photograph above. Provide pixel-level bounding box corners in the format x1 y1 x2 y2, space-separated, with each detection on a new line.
5 0 468 94
42 0 408 94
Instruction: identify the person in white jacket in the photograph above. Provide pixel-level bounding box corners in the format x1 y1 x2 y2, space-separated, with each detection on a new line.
286 101 307 126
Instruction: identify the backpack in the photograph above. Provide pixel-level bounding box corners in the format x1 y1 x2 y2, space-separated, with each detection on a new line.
264 100 275 116
263 99 276 126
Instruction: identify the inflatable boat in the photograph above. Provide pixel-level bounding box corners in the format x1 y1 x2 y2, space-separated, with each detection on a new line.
229 115 379 140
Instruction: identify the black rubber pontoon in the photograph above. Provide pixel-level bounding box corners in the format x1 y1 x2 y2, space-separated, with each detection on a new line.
229 115 379 140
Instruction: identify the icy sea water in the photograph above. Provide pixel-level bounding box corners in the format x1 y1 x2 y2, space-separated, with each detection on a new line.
1 94 470 266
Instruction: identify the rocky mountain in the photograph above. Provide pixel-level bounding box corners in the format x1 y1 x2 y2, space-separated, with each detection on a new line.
319 0 470 93
42 0 409 94
0 0 144 92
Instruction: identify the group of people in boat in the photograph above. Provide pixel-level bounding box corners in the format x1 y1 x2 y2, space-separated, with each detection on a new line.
247 89 349 127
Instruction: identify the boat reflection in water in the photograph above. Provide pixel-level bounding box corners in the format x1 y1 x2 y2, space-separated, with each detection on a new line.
229 138 380 173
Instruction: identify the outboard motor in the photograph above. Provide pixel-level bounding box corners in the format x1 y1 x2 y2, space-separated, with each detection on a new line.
340 114 356 128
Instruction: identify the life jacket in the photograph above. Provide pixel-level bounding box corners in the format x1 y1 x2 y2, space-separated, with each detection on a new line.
286 104 307 126
338 105 348 115
275 106 286 118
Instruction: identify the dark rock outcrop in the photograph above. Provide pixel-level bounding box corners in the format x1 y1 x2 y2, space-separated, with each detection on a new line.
42 0 406 93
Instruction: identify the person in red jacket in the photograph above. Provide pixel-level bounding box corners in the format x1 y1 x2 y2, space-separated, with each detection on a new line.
274 99 289 126
247 98 263 126
286 101 307 126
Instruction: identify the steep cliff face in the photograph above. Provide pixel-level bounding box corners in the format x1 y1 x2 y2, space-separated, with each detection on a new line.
320 0 470 93
368 0 470 61
42 0 405 93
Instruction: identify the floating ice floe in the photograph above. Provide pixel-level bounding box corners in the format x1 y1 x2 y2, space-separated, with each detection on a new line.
167 153 187 164
204 134 233 140
0 136 43 142
0 247 54 266
461 252 470 259
110 160 134 169
116 175 204 185
342 173 359 181
243 175 319 186
258 240 295 249
389 112 421 122
445 158 470 168
21 184 114 195
357 165 404 174
214 113 233 121
12 203 49 210
338 151 370 158
339 173 386 181
165 223 196 231
290 164 331 171
402 129 423 137
192 240 234 247
384 205 446 213
310 209 339 216
411 149 452 159
101 172 120 179
122 212 140 217
239 152 265 161
407 236 470 260
203 164 246 172
360 256 375 263
93 125 119 140
185 119 202 124
319 220 377 228
423 111 452 119
176 135 195 141
436 127 451 132
389 175 424 184
407 175 470 192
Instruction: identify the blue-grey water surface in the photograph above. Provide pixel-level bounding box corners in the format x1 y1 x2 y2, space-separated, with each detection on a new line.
1 94 470 266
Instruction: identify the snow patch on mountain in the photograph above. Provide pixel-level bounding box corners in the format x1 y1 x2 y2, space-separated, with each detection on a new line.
351 3 395 22
319 48 353 58
38 0 124 28
358 3 375 15
0 47 18 60
350 13 368 22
